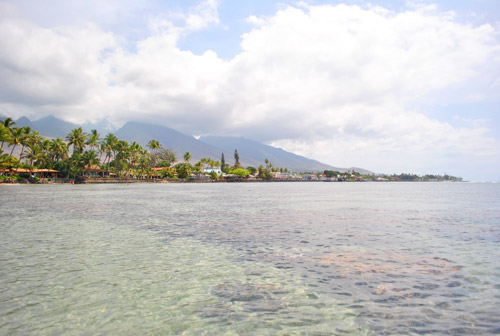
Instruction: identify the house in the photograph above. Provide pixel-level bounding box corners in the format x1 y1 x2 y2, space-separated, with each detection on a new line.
203 168 222 175
83 165 113 178
151 167 175 179
1 168 59 178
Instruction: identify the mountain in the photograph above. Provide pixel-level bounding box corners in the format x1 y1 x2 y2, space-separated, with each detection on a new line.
199 136 344 172
34 116 80 138
3 115 373 173
115 122 350 171
115 121 222 162
11 116 113 139
13 116 79 138
13 116 35 129
200 136 374 174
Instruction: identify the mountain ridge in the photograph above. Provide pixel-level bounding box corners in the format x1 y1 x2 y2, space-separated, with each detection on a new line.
3 115 372 173
199 136 345 172
115 121 222 162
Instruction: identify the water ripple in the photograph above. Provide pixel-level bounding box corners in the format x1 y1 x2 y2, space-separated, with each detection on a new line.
1 182 499 334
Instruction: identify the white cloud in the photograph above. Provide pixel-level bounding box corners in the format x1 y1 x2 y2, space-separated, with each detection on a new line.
0 1 499 178
227 4 500 161
0 13 116 115
149 0 220 39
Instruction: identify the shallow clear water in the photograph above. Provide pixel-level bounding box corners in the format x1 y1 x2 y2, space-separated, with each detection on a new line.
1 182 499 335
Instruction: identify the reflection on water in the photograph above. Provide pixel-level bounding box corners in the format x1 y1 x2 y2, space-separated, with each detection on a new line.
1 182 499 335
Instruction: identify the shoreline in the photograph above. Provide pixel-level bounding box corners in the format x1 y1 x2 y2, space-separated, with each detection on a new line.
0 178 466 185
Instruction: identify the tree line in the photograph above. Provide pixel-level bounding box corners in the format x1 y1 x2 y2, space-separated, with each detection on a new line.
322 170 462 181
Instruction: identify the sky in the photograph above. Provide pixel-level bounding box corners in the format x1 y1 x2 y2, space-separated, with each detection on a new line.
0 0 499 181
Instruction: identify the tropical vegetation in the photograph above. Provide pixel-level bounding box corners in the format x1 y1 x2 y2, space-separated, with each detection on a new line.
0 117 277 183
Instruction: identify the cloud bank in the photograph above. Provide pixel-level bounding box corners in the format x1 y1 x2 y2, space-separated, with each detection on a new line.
0 1 499 179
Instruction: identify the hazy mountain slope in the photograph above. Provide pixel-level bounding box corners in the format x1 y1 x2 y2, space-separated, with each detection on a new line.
115 121 222 162
10 116 112 139
13 116 78 138
34 116 79 138
14 116 35 129
199 136 347 172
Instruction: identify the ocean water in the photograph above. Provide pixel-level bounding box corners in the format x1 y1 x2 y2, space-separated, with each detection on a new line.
0 182 499 335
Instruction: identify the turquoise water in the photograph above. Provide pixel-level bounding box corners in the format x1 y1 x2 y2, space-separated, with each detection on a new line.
1 182 499 335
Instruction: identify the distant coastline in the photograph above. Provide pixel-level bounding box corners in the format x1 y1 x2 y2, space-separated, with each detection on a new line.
1 116 462 184
0 175 464 185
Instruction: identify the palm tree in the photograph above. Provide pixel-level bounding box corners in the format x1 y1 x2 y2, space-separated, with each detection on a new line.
21 128 42 163
0 124 11 151
1 118 15 151
66 127 87 155
8 127 25 157
2 117 15 128
41 139 51 154
22 126 32 137
49 138 69 164
23 145 46 169
138 155 151 179
103 133 118 172
113 140 129 175
86 129 100 151
128 141 142 174
99 133 118 172
183 151 191 163
68 152 84 179
98 142 106 163
194 161 202 173
82 150 99 177
0 153 17 170
147 139 160 151
147 139 161 167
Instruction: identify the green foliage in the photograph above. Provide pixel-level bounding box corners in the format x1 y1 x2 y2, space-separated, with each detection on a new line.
147 139 160 152
3 175 20 181
0 123 12 150
157 160 171 168
220 152 230 173
230 168 250 177
193 161 203 173
159 167 176 178
66 127 87 155
258 165 273 181
0 153 18 169
86 129 100 150
210 170 218 179
374 173 463 182
399 173 420 181
246 166 257 175
175 162 193 179
157 148 176 165
324 170 340 177
82 150 98 167
53 160 69 178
